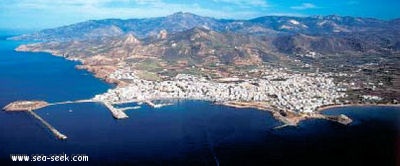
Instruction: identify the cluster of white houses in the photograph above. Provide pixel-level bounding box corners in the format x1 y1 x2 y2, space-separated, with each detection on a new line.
94 67 348 113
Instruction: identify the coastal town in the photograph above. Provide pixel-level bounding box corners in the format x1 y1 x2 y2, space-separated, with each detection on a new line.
95 66 347 114
3 64 355 141
87 65 357 126
3 65 355 132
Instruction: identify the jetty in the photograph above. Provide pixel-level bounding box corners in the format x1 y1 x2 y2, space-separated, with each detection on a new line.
49 99 128 119
145 101 172 108
119 106 141 112
2 99 131 140
103 102 128 119
2 101 67 140
3 99 130 119
49 99 93 106
27 110 67 140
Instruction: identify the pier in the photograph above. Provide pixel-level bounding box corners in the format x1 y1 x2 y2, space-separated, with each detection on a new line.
2 99 131 140
3 101 68 140
145 101 172 108
50 99 128 119
103 102 128 119
119 106 141 112
50 99 129 119
27 110 67 140
48 99 94 106
3 99 130 120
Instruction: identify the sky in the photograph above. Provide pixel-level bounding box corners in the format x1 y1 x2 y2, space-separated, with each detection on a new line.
0 0 399 30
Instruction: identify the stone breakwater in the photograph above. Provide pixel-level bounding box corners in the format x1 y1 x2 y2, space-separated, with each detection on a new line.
3 101 67 140
27 110 67 140
3 101 49 111
2 100 128 140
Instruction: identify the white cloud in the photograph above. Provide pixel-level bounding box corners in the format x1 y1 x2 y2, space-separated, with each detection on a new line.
291 3 317 10
0 0 278 28
213 0 268 7
2 0 269 20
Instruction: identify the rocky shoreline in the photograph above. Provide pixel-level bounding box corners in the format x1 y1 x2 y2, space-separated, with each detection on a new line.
15 44 399 127
3 100 49 111
317 103 400 112
220 101 353 126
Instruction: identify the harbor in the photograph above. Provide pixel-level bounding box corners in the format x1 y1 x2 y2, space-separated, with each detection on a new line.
102 102 128 119
2 99 355 140
2 99 131 140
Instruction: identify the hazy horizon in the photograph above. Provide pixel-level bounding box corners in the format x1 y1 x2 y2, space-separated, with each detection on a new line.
1 0 400 30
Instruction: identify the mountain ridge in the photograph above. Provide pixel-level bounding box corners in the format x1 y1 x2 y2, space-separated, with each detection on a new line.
10 12 400 41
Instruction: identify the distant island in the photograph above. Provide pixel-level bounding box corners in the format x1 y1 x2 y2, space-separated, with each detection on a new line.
8 12 400 127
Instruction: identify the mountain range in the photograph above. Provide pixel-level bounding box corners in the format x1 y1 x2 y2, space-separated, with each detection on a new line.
13 12 400 66
12 12 400 101
11 12 400 40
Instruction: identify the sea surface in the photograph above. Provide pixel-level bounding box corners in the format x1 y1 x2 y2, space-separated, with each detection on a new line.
0 35 399 166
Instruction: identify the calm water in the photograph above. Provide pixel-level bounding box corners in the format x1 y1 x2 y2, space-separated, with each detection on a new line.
0 36 399 166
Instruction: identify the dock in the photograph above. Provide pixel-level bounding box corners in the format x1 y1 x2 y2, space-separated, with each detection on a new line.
49 99 93 106
3 99 130 120
3 101 67 140
2 99 131 140
50 99 129 119
119 106 141 112
27 110 67 140
103 102 128 119
145 101 172 108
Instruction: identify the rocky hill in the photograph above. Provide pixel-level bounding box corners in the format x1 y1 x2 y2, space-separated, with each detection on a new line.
10 12 400 41
11 13 400 70
14 13 400 67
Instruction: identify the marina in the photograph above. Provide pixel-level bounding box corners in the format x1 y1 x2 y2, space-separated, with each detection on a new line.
2 98 354 140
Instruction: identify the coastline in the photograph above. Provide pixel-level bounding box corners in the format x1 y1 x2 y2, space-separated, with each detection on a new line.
9 47 347 126
12 44 398 128
108 98 398 127
317 103 400 112
221 101 356 126
15 46 125 87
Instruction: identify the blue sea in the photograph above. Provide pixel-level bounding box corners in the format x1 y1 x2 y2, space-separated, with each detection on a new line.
0 33 399 166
